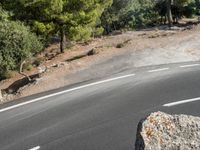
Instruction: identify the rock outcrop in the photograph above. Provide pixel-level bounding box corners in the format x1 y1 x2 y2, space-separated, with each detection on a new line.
135 112 200 150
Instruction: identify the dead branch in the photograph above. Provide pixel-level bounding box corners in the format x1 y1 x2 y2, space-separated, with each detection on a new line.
19 60 32 81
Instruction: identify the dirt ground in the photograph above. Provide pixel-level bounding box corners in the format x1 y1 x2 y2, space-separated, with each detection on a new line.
1 19 200 103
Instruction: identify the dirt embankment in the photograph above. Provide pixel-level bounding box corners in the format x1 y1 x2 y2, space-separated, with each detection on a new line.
1 21 200 103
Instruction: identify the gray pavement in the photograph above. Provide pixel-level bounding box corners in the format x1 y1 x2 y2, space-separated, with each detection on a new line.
0 61 200 150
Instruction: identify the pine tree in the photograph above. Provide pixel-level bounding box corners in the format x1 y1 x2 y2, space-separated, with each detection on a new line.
1 0 112 53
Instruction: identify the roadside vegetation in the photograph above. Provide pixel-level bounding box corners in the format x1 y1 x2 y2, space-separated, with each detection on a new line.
0 0 200 81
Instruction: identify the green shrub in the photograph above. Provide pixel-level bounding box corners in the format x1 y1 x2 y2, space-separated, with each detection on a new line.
183 5 195 18
0 20 43 78
0 70 18 79
33 57 45 67
0 5 11 21
93 27 104 37
24 63 33 71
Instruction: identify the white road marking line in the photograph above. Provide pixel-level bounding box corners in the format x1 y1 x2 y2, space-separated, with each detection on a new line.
148 68 169 73
29 146 40 150
180 64 200 68
163 97 200 107
0 74 135 113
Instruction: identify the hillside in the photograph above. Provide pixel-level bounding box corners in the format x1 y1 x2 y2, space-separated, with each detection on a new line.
1 20 200 103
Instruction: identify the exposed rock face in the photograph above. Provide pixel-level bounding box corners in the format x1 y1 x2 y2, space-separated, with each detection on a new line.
135 112 200 150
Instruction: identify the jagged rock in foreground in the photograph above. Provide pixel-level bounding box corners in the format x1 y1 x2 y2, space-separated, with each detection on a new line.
135 112 200 150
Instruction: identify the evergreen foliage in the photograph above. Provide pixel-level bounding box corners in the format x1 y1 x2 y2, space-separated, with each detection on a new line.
0 0 199 79
0 18 43 79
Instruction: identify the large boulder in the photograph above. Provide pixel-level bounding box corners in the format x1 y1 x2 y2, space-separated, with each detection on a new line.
135 112 200 150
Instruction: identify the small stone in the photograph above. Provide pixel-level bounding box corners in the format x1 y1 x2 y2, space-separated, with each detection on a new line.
56 62 66 67
38 66 46 73
51 63 57 67
87 49 97 56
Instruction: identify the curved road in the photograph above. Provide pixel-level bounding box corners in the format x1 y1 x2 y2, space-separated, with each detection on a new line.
1 62 200 150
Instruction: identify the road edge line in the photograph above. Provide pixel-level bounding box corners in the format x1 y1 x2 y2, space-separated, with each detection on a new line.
0 74 135 113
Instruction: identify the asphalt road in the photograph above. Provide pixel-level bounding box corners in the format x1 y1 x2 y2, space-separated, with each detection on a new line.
1 62 200 150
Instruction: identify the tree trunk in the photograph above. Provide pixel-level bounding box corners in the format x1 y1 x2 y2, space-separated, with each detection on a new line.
166 0 173 27
113 22 117 31
60 26 66 53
